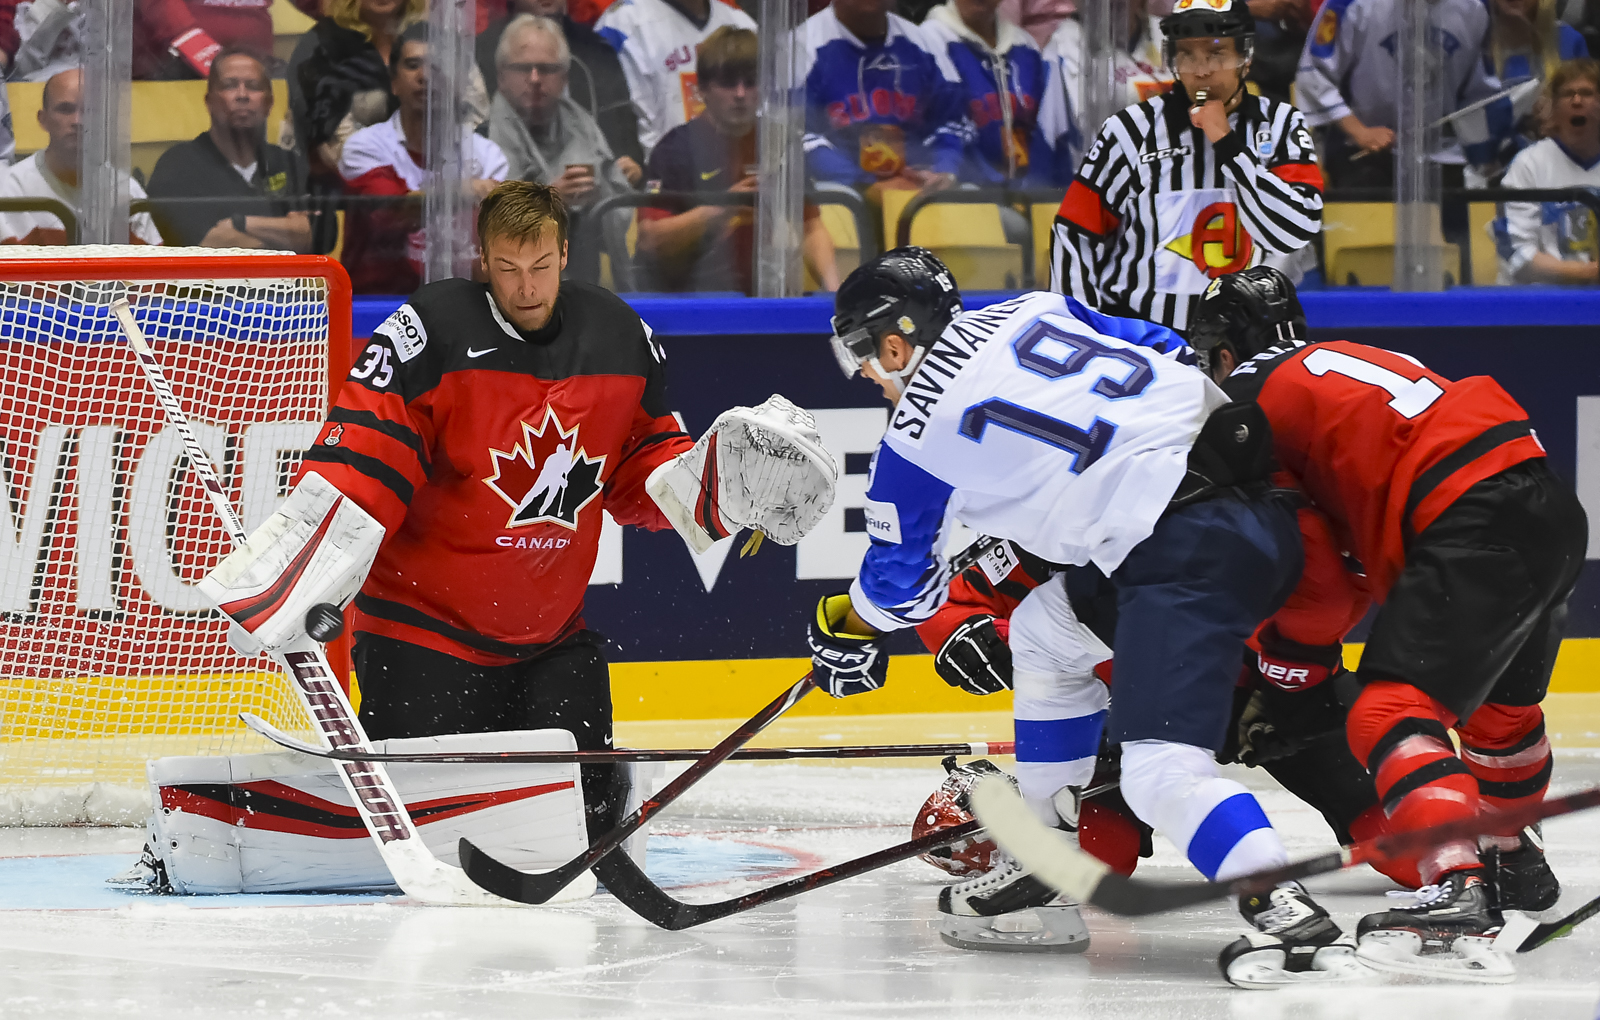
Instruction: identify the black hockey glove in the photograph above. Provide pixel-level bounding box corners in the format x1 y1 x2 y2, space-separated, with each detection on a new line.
934 614 1013 695
808 593 889 698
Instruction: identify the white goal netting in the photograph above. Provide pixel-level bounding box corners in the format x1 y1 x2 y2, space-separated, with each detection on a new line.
0 247 343 824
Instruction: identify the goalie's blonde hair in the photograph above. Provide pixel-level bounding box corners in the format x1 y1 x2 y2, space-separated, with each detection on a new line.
477 180 569 253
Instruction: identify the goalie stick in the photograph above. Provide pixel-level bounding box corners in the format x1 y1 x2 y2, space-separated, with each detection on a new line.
241 711 1014 763
595 779 1120 930
113 300 560 908
459 673 819 904
970 774 1600 918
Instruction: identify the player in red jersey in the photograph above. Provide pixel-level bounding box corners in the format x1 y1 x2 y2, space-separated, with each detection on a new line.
1189 266 1587 977
200 181 837 839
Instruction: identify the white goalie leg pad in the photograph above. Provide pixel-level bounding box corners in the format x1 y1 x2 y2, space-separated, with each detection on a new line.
143 729 590 895
647 394 838 554
198 471 383 655
1010 577 1111 826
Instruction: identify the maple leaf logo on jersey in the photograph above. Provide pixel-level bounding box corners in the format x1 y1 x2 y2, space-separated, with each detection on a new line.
483 408 606 531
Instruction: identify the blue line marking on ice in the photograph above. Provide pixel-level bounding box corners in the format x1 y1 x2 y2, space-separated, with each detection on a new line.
0 855 398 910
0 834 803 909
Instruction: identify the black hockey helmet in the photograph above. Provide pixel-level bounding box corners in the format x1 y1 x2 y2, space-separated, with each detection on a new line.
1188 266 1306 374
830 246 963 379
1160 0 1255 76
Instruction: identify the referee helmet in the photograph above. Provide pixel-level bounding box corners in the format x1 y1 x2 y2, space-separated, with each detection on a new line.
1160 0 1255 77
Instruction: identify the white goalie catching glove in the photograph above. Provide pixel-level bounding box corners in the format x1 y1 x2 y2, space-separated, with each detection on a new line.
648 394 839 554
198 472 384 656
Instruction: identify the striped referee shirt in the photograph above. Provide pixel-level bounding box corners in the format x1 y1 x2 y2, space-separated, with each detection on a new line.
1049 85 1324 331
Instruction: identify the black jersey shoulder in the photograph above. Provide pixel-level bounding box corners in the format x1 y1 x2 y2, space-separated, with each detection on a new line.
372 279 660 393
1219 338 1318 402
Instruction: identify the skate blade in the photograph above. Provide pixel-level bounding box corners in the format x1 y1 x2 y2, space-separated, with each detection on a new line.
1224 938 1368 990
1355 930 1516 983
937 905 1090 954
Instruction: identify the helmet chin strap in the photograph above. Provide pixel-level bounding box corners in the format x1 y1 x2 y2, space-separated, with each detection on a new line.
869 346 929 403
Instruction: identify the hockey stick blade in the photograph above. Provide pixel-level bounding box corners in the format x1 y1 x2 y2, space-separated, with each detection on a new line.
597 819 985 929
1517 891 1600 952
240 712 1014 763
595 780 1121 930
972 775 1600 917
459 672 819 904
113 301 564 908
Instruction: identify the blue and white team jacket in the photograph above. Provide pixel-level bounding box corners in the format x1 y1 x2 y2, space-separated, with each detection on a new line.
850 292 1224 633
802 6 973 187
919 2 1050 184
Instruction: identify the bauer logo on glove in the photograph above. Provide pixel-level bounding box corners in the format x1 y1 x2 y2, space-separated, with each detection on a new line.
807 593 889 698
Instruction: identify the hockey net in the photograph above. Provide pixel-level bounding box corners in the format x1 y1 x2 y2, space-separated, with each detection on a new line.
0 246 352 825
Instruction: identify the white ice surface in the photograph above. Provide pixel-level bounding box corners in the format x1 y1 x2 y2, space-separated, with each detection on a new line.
2 754 1598 1019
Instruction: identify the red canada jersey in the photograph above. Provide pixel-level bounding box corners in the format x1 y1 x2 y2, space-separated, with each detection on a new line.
1223 339 1545 597
299 279 692 666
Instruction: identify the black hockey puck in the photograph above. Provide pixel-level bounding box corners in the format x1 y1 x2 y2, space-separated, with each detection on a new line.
305 603 345 642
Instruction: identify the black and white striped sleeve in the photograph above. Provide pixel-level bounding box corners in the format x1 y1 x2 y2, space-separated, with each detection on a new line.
1213 103 1325 255
1049 115 1137 306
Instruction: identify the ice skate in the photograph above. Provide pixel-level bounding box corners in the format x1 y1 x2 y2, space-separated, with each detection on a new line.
1484 825 1561 916
936 850 1089 953
1219 881 1362 988
104 843 172 894
1355 870 1515 982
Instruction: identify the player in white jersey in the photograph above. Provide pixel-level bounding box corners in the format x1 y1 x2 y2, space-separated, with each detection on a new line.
594 0 757 158
807 248 1357 982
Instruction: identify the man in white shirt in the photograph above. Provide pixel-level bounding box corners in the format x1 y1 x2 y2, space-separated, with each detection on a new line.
594 0 757 158
1496 58 1600 283
0 68 162 246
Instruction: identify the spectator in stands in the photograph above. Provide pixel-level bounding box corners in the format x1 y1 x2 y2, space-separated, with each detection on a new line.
147 49 314 251
479 0 645 166
285 0 426 178
0 69 162 245
339 23 509 294
921 0 1048 184
1297 0 1509 189
1495 58 1600 283
637 26 842 293
998 0 1075 48
132 0 275 80
8 0 83 82
1037 0 1170 183
1246 0 1316 103
1490 0 1589 84
594 0 757 158
488 14 636 283
804 0 970 211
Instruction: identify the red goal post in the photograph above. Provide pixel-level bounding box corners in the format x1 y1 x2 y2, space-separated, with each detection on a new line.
0 246 353 824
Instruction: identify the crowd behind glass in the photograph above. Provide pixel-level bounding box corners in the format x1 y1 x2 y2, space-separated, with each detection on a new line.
0 0 1596 293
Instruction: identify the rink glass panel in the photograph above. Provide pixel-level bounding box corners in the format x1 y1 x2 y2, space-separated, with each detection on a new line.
0 247 350 824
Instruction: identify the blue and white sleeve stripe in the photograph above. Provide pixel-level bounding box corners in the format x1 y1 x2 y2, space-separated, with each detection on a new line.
850 444 955 632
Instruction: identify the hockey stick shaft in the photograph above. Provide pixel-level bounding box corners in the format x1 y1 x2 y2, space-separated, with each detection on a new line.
240 712 1013 763
459 672 820 903
597 819 985 929
974 775 1600 918
115 301 525 907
